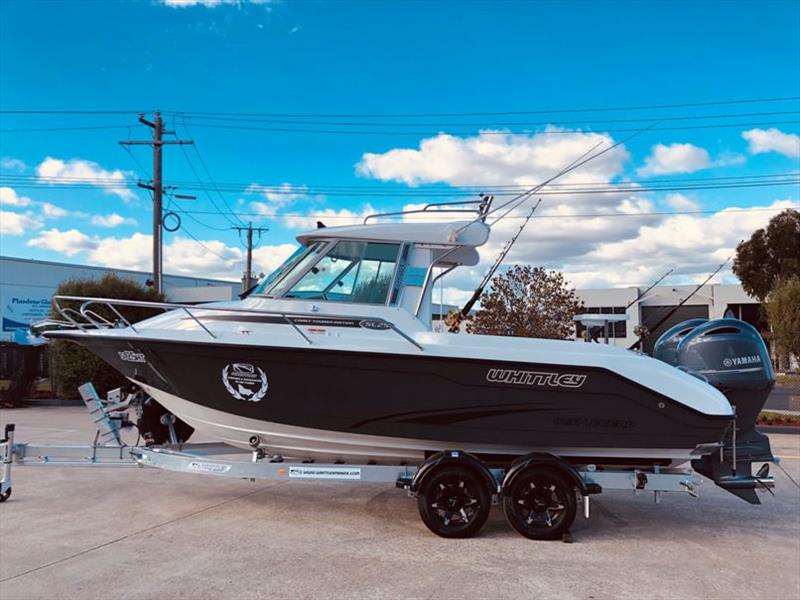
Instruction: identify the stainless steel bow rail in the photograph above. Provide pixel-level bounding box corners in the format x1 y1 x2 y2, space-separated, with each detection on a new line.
43 295 424 351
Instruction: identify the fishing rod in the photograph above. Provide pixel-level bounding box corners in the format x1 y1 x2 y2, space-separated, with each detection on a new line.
628 256 732 351
588 268 674 342
448 122 660 332
448 199 543 332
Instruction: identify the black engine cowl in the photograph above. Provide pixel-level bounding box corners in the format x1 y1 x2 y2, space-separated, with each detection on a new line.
675 318 774 429
653 318 776 504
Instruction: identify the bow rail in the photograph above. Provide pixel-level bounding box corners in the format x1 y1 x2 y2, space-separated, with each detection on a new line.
38 295 424 351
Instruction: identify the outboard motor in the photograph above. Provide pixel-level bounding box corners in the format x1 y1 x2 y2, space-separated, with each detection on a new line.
652 318 708 365
657 318 776 504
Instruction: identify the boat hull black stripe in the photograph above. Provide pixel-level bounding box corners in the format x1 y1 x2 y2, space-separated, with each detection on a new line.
51 332 732 453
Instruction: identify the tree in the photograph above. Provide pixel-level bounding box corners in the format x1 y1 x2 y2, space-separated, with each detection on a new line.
733 209 800 301
765 277 800 360
50 273 163 399
467 265 584 339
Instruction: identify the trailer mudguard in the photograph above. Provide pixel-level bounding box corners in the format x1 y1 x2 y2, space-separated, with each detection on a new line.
501 453 600 497
401 450 499 497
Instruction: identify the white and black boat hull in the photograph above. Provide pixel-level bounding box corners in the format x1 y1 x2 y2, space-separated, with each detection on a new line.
49 333 732 467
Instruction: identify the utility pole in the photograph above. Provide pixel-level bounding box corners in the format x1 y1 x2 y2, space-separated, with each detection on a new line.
233 221 269 291
120 112 193 294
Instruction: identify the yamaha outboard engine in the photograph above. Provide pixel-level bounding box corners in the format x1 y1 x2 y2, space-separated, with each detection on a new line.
652 318 708 365
654 318 775 504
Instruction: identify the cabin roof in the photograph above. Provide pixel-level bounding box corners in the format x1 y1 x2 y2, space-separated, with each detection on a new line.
296 220 491 247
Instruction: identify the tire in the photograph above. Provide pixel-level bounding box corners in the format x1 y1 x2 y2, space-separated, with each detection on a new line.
417 465 491 539
503 468 577 540
137 398 194 445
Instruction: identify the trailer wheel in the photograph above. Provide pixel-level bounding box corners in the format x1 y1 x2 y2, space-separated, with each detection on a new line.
417 466 491 538
503 468 576 540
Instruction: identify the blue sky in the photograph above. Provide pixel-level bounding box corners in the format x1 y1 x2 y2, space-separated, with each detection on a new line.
1 0 798 299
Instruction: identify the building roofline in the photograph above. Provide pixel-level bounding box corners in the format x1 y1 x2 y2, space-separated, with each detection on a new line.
0 255 237 286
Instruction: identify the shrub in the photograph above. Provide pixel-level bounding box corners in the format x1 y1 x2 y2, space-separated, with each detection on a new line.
50 273 163 399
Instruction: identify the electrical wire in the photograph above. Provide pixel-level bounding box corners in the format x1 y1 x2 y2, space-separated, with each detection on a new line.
180 119 246 226
1 96 798 118
162 95 800 118
178 119 800 136
165 206 794 221
178 109 800 128
5 175 796 197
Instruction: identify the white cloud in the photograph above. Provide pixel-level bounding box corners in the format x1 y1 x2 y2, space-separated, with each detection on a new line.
282 204 377 230
557 200 799 289
742 128 800 158
1 210 43 235
1 157 26 172
637 143 710 176
40 202 68 218
0 186 32 207
36 157 135 202
27 228 96 255
663 194 700 211
251 244 299 275
247 182 312 211
357 129 629 187
159 0 272 7
90 213 137 228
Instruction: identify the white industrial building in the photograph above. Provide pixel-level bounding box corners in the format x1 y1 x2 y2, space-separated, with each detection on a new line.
0 256 237 379
574 283 762 353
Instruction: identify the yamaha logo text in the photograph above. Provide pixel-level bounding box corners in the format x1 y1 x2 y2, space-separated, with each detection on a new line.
722 355 761 368
486 369 587 389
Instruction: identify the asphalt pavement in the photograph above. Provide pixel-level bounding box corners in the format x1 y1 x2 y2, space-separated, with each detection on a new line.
0 407 798 600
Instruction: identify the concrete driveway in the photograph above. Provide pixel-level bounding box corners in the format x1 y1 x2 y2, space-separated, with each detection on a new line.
0 407 798 600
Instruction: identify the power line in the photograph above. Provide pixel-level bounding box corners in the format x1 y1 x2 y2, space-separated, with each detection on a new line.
163 95 800 118
4 171 797 189
180 119 245 226
5 176 796 197
1 95 797 119
179 109 800 128
0 124 133 133
179 225 235 261
180 119 800 136
166 206 795 221
174 129 240 227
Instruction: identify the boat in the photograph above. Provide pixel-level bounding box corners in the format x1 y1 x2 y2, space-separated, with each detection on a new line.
36 206 775 504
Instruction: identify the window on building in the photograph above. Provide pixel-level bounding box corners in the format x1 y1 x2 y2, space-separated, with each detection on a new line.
575 306 627 339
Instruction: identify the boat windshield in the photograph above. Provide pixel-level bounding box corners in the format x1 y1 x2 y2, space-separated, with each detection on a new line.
254 243 321 296
270 240 400 304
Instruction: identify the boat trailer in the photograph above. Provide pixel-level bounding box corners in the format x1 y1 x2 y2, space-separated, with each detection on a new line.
0 384 774 540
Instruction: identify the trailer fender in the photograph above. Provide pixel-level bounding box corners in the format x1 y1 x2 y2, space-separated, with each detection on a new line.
502 453 601 497
397 450 499 498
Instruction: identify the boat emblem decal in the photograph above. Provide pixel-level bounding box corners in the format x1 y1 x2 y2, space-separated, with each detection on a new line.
222 362 269 402
118 350 146 363
359 319 392 331
486 369 587 389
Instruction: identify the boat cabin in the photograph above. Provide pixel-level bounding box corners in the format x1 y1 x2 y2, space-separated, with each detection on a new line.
253 220 491 327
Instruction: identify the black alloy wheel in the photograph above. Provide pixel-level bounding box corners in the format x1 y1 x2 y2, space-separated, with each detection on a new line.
503 468 577 540
417 466 491 538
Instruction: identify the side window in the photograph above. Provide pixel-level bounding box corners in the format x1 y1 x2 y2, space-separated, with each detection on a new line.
285 241 399 304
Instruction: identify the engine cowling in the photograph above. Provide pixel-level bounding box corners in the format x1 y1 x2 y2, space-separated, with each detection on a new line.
675 318 774 428
652 318 708 366
653 318 776 504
